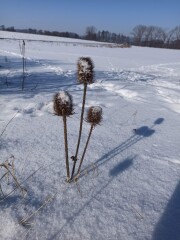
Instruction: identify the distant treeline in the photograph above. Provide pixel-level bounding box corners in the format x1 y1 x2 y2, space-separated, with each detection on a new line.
131 25 180 49
0 25 80 39
0 24 180 49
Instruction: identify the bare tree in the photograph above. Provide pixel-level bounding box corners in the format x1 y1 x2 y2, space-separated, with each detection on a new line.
143 26 154 46
173 26 180 40
132 25 167 48
131 25 147 45
85 26 97 40
151 26 166 47
171 26 180 48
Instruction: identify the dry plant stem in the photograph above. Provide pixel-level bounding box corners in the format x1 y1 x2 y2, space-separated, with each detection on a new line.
21 41 25 91
23 56 25 74
19 193 57 226
0 110 19 137
76 124 94 179
62 112 70 181
71 83 87 180
131 205 144 219
22 69 25 91
3 165 24 193
0 164 47 203
0 172 8 196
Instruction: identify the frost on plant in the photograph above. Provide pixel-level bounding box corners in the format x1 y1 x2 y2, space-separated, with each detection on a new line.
86 106 103 127
53 91 74 117
77 57 94 84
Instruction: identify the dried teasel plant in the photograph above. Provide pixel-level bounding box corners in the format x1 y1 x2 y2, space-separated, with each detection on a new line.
53 91 74 182
75 106 103 181
86 106 103 127
77 57 94 84
71 57 94 180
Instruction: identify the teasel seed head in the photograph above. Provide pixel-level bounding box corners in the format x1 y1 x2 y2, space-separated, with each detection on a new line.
77 57 94 84
53 91 74 116
86 106 103 127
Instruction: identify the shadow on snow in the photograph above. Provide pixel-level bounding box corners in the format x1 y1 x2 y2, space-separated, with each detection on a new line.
153 181 180 240
84 118 164 175
47 156 135 240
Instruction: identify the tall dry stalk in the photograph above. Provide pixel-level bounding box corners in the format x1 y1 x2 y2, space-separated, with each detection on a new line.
19 40 25 91
71 57 94 180
53 91 74 182
19 40 26 90
62 110 69 180
75 106 102 181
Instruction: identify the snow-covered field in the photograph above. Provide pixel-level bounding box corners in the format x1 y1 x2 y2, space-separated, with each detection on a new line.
0 31 180 240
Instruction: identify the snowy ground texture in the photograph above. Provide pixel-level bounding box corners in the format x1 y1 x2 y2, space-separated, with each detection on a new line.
0 31 180 240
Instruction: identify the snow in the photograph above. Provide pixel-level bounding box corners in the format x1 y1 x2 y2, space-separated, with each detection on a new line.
0 31 180 240
79 58 91 73
56 91 71 105
91 106 102 114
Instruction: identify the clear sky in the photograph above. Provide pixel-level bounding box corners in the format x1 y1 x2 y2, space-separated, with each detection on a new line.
0 0 180 35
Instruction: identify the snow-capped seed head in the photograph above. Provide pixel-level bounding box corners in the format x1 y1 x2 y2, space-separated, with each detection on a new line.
86 106 103 126
53 91 73 116
77 57 94 84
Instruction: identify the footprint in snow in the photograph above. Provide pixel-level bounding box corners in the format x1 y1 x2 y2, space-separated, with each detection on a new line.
14 102 53 117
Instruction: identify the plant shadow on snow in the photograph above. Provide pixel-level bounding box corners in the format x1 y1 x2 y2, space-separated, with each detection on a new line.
0 56 78 96
0 55 157 98
85 118 164 174
109 157 134 177
0 138 21 150
0 71 77 96
153 181 180 240
0 187 22 220
47 156 135 240
0 195 21 208
0 192 44 229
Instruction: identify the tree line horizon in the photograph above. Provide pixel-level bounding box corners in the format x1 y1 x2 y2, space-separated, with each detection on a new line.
0 24 180 49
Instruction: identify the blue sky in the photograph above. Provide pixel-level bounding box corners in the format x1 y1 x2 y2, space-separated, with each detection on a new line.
0 0 180 35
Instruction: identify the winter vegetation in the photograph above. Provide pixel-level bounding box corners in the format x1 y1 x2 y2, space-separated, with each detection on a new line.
0 30 180 240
